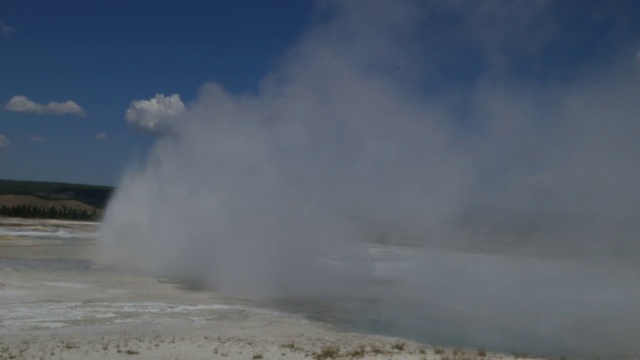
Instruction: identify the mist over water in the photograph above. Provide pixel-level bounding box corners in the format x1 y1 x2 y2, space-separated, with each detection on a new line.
98 1 640 358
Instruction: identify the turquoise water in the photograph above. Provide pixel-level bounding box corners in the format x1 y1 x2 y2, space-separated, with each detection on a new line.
266 245 640 359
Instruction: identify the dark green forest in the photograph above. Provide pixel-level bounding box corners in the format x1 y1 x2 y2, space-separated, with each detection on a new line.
0 204 100 221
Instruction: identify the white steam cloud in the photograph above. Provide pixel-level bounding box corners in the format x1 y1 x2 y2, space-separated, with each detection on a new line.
0 134 10 148
29 134 45 143
4 96 86 117
0 21 14 37
125 93 186 135
99 1 640 358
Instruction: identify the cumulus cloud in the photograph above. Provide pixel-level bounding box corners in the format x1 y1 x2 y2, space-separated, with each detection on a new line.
95 132 109 142
0 22 14 37
29 134 45 143
4 96 86 117
125 93 186 135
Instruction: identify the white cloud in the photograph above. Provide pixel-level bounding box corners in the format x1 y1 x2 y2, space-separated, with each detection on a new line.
4 96 86 117
95 132 109 141
29 134 45 143
0 134 10 148
0 22 14 37
125 93 186 135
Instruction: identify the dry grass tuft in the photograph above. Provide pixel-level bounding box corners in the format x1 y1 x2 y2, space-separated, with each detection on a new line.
347 346 366 358
314 346 340 359
63 342 79 350
281 342 305 353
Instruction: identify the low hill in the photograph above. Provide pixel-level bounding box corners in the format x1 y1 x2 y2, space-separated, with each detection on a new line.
0 179 113 208
0 194 97 211
0 179 114 221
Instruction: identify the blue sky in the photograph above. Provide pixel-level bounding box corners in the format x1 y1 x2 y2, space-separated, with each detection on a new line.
0 0 313 185
1 0 639 186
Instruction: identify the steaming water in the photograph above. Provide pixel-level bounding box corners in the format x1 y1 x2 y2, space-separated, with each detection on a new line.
258 242 640 359
326 245 640 357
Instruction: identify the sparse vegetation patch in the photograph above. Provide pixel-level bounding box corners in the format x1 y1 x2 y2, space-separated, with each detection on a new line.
314 346 340 359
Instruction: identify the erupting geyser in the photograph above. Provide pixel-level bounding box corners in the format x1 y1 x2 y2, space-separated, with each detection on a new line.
98 1 640 358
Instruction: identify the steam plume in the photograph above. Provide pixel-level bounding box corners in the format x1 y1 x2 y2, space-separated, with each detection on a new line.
98 1 640 358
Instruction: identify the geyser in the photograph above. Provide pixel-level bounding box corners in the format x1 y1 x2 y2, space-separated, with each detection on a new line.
98 1 640 358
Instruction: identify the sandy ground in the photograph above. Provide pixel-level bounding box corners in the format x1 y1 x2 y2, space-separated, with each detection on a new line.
0 218 546 360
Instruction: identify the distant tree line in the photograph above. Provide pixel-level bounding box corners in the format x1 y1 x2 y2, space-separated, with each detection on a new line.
0 204 100 221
